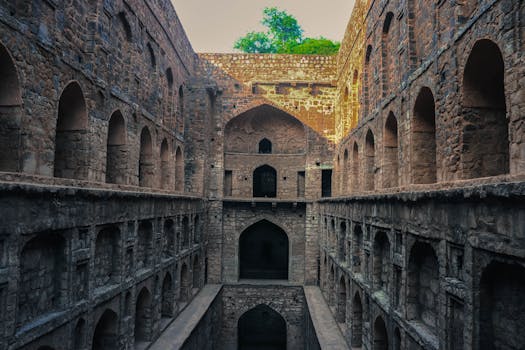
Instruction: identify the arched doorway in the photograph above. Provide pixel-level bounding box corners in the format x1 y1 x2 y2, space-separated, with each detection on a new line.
253 165 277 198
239 220 289 280
92 309 118 350
238 304 286 350
374 316 389 350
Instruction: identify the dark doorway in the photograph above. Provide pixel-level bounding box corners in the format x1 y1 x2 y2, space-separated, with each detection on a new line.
321 169 332 197
253 165 277 197
238 304 287 350
239 220 288 280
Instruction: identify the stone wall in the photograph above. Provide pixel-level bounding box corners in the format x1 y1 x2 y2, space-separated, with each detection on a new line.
0 0 196 191
333 0 525 196
318 182 525 349
220 285 306 350
0 182 207 349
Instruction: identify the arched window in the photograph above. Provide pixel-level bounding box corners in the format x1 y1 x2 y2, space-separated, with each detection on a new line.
137 221 153 269
352 293 363 347
239 220 289 280
253 165 277 197
106 111 126 184
258 138 272 154
364 45 372 116
238 305 286 350
462 39 508 178
352 142 360 191
54 82 88 179
373 231 391 293
94 226 120 288
337 277 347 324
0 42 22 172
180 263 189 302
118 12 132 42
412 87 436 184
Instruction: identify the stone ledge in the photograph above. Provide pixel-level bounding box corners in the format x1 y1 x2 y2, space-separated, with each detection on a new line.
304 286 349 350
149 284 222 350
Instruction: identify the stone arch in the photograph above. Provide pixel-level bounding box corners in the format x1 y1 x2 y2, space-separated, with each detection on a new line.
0 42 22 172
180 263 189 302
479 261 525 350
253 164 277 198
160 138 170 189
146 43 156 69
17 233 66 328
342 148 349 193
135 287 152 343
461 39 508 178
373 231 391 293
352 142 360 191
193 214 200 243
92 309 118 350
352 292 363 347
351 70 360 128
258 138 272 154
166 68 174 91
329 264 336 306
339 221 347 261
106 110 127 184
364 45 373 115
73 318 86 349
383 112 399 188
239 219 289 280
182 216 190 248
175 146 184 192
374 316 389 350
139 126 154 187
177 86 184 133
364 129 376 191
224 104 306 154
192 255 200 290
394 327 402 350
94 226 120 288
117 12 132 42
161 273 174 318
407 242 439 332
163 219 175 258
54 81 88 179
238 304 286 350
137 221 153 270
381 12 394 96
412 87 436 184
337 276 347 323
352 223 363 274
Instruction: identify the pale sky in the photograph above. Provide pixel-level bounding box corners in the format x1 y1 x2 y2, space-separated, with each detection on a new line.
171 0 356 53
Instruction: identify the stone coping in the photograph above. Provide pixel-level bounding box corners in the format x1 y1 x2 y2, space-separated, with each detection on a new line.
304 286 349 349
149 284 222 350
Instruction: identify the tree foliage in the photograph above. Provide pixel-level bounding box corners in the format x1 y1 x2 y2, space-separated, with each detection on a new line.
234 7 340 55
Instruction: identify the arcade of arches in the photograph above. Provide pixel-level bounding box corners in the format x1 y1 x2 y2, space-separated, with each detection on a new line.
0 0 524 350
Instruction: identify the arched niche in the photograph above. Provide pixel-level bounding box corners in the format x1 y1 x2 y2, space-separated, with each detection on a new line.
225 104 306 154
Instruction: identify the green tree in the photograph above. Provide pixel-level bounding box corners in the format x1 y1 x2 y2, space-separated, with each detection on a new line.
234 7 339 55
